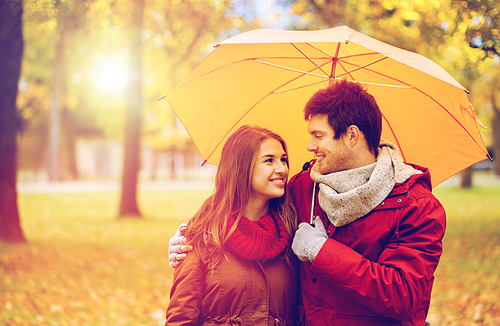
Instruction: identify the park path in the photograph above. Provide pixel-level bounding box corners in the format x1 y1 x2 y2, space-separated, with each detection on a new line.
437 172 500 187
17 173 500 194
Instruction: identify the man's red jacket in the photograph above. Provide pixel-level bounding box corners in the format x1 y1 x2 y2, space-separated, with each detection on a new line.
289 164 446 326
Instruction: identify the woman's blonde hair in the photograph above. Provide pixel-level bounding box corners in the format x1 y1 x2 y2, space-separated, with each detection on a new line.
185 125 297 265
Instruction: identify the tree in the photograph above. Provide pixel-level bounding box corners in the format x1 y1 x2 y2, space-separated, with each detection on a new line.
47 22 63 181
18 0 245 220
47 0 88 181
20 0 89 181
454 0 500 57
284 0 456 58
470 68 500 175
142 0 241 166
118 0 240 215
492 82 500 174
454 0 500 175
0 0 26 242
119 0 145 218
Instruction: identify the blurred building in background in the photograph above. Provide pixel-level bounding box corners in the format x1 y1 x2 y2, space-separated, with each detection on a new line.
75 136 214 180
18 129 215 182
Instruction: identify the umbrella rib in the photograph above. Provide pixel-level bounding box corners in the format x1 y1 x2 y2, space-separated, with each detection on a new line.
330 43 341 82
336 57 388 78
344 80 412 89
331 53 408 162
340 52 385 60
333 57 488 159
413 88 490 156
290 42 330 77
169 56 330 93
170 45 385 94
273 79 331 93
303 42 334 58
381 114 407 163
336 59 356 80
374 80 488 160
163 97 209 167
339 60 416 89
349 60 487 157
203 63 331 163
303 43 382 61
264 60 335 93
333 60 411 89
256 60 328 79
384 86 489 162
272 79 411 95
256 59 412 91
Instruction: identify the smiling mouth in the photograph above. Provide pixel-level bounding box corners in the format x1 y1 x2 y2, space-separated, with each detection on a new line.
271 179 285 185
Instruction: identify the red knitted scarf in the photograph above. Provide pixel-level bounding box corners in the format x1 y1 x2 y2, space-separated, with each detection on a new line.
225 213 290 261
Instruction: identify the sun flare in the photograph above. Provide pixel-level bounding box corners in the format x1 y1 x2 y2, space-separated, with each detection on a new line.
92 55 129 95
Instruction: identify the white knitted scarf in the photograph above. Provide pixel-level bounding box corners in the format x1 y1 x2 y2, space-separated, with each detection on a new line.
310 140 422 227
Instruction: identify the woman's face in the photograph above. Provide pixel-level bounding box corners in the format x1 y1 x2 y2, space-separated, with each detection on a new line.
249 138 289 204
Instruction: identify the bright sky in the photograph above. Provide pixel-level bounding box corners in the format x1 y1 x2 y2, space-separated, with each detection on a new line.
252 0 293 29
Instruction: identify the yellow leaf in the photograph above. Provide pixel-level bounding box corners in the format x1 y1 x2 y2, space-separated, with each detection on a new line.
4 301 13 310
50 304 63 313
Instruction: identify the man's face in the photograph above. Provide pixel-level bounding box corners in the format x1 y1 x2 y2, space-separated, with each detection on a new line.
307 114 352 175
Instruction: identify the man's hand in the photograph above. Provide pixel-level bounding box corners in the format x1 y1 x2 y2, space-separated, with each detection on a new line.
292 217 328 262
168 224 193 268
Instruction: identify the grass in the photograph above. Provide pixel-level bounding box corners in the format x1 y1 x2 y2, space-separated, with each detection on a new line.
428 186 500 325
1 189 212 326
1 184 499 325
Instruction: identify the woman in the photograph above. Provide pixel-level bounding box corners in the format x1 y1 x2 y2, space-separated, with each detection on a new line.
166 125 298 325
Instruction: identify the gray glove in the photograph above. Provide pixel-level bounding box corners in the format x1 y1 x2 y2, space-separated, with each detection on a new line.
292 217 328 262
168 224 191 268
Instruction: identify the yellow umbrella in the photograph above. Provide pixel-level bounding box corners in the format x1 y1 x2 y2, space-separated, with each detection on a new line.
161 26 490 187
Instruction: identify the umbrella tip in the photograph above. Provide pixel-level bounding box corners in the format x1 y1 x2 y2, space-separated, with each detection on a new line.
158 95 166 101
487 153 494 162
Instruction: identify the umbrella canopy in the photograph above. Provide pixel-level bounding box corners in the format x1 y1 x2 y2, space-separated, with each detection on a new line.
162 26 490 187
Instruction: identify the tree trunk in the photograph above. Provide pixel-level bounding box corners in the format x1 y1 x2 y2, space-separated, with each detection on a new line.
150 149 160 181
0 0 26 242
47 28 66 181
170 148 177 180
119 0 144 218
460 165 473 188
61 106 79 179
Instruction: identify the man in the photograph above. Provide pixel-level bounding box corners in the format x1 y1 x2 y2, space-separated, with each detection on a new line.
170 80 446 325
288 79 445 325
